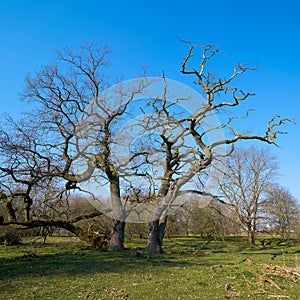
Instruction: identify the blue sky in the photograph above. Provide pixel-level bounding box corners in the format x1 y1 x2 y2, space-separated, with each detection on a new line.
0 0 299 199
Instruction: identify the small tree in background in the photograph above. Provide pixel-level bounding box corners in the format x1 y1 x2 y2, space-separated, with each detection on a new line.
263 185 299 239
219 146 278 244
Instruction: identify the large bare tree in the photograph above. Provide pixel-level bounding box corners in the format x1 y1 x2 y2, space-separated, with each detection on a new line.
140 42 292 253
0 41 292 253
0 43 150 250
219 146 278 244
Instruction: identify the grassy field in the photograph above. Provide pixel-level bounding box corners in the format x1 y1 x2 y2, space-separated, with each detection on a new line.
0 236 299 299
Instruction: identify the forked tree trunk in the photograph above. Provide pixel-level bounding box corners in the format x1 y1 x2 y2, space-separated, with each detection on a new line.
146 177 171 254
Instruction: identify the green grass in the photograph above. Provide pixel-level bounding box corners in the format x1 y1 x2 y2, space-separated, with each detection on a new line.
0 236 300 299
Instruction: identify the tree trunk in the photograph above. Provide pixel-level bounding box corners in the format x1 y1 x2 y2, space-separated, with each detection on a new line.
6 202 17 222
108 173 125 251
24 197 33 222
109 219 125 251
279 219 288 239
158 216 167 247
146 176 171 254
0 192 17 222
247 229 255 245
146 217 168 254
146 219 160 253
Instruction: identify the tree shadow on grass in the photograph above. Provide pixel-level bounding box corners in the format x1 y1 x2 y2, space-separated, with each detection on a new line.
1 238 298 282
0 249 202 281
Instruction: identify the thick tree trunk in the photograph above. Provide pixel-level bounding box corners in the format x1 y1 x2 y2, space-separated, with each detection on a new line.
109 219 125 251
146 219 160 253
108 173 125 251
146 175 171 254
158 217 167 248
146 217 168 254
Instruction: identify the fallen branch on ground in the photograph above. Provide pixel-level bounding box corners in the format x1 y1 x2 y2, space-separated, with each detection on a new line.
259 275 285 293
262 264 300 278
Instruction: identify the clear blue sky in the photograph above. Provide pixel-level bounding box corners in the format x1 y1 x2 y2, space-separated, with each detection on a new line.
0 0 299 199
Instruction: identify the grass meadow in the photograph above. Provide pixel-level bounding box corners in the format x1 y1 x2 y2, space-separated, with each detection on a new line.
0 236 299 299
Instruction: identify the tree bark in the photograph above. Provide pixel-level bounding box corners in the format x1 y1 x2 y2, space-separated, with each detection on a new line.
158 216 167 249
146 216 168 254
6 202 17 222
247 228 255 245
108 171 125 251
0 192 17 222
146 219 161 253
24 196 33 222
109 219 125 251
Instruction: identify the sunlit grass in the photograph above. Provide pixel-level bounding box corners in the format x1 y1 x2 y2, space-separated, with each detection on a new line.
0 236 299 299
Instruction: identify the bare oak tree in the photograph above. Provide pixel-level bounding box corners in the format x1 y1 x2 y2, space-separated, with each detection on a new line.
141 42 292 253
0 43 150 250
0 41 292 253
